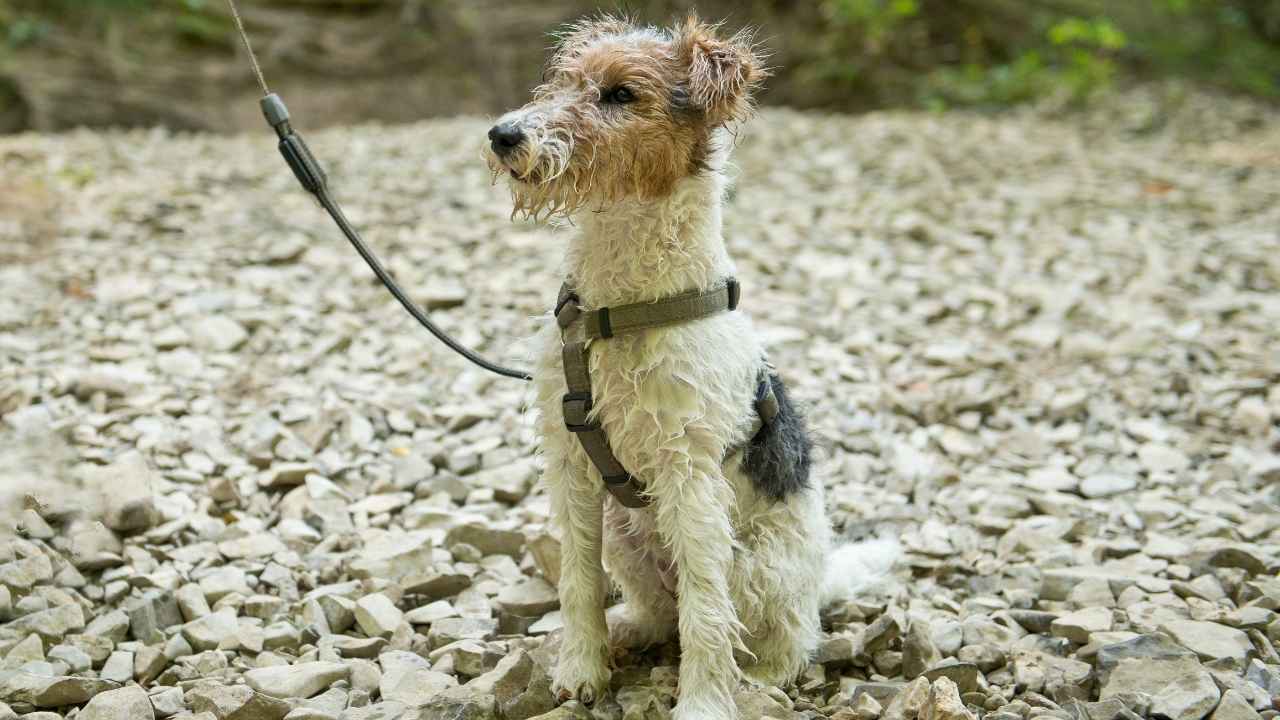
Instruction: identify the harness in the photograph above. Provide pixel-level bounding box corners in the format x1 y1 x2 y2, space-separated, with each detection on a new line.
553 279 780 508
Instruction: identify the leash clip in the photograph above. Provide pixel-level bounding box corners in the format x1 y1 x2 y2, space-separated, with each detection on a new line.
555 291 580 329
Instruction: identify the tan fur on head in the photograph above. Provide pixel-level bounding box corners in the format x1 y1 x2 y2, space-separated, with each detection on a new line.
674 15 768 127
484 13 767 221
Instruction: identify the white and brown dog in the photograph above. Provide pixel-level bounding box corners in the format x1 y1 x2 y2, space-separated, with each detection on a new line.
485 15 892 720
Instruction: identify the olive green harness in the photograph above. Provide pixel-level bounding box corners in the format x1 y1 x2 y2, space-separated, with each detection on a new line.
554 279 779 508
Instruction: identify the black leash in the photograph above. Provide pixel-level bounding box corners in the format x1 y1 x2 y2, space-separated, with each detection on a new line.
225 0 532 382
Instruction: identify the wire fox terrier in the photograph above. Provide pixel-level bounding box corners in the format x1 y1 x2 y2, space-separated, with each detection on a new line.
484 15 889 720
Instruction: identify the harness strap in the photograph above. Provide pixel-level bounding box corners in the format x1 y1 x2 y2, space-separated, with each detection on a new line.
577 279 740 339
557 278 764 509
561 339 649 508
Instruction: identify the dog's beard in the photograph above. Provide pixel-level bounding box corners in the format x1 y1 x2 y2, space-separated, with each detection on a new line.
488 127 593 222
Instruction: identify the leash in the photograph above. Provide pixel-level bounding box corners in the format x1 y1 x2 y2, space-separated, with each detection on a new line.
225 0 532 382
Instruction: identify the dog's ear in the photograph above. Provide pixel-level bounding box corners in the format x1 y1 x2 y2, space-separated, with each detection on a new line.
672 15 766 126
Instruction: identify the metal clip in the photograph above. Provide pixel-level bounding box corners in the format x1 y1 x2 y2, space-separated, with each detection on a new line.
555 292 580 330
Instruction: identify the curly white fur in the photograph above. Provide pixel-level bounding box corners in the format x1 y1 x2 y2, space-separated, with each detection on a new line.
528 139 855 720
488 16 898 719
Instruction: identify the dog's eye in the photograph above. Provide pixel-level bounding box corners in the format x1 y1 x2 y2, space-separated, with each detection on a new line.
601 86 636 105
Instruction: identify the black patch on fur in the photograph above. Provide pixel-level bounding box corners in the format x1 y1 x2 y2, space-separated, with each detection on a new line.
742 373 812 500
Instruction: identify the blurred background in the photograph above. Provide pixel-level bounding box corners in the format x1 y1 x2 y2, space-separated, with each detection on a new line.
0 0 1277 135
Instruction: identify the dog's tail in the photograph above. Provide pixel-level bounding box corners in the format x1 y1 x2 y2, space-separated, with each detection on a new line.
821 537 901 605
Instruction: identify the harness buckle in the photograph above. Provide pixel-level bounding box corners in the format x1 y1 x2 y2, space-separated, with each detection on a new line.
755 375 779 426
555 292 580 329
562 392 600 433
726 278 741 311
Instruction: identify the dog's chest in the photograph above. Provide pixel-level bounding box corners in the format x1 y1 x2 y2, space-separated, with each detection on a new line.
605 502 679 593
539 327 694 441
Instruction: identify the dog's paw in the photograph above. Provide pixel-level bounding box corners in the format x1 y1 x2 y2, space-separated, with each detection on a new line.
552 655 611 707
607 603 676 653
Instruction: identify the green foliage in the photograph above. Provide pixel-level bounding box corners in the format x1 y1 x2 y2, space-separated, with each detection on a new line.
826 0 920 45
924 15 1127 107
1 0 231 53
923 53 1050 109
1130 0 1280 98
3 15 49 48
1 0 1277 113
812 0 1279 109
1047 17 1125 50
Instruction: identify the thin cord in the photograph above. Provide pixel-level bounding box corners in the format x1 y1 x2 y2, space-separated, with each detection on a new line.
225 0 532 381
316 190 534 381
226 0 270 96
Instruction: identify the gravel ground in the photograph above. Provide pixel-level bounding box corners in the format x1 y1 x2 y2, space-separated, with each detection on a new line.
1 87 1279 720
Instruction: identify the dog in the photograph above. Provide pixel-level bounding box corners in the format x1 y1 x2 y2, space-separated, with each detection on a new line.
484 15 888 720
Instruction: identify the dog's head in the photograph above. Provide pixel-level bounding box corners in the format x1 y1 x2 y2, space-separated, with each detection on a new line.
485 14 766 219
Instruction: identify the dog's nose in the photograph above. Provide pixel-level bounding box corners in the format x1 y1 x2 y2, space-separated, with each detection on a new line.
488 122 525 156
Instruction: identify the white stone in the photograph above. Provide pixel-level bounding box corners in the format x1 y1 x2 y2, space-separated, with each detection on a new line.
1080 473 1136 499
379 651 456 705
80 451 160 532
188 315 249 352
181 607 239 651
1050 607 1113 644
354 594 404 638
245 661 351 700
1149 666 1220 720
79 685 155 720
1159 620 1254 663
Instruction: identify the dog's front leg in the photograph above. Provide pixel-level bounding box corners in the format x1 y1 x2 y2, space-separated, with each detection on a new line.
651 438 743 720
546 453 611 705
